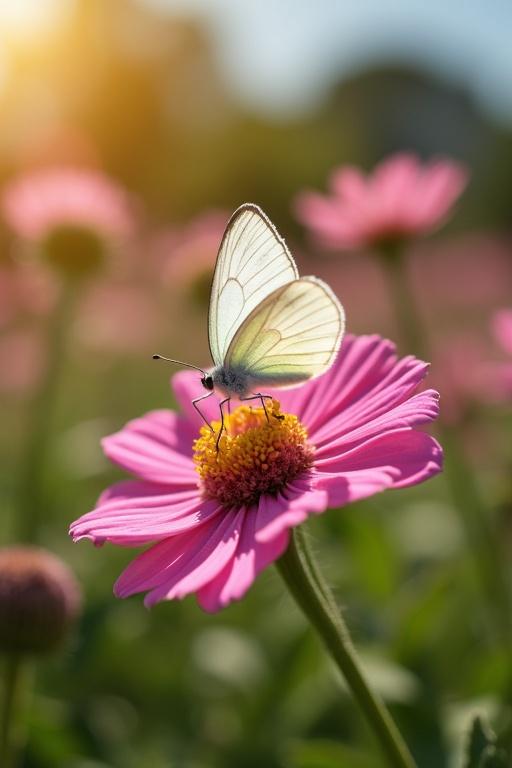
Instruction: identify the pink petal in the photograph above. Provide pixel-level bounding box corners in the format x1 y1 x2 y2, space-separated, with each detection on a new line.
329 166 368 204
196 511 290 612
114 508 245 606
315 428 442 506
411 161 468 229
70 480 221 545
293 192 363 248
370 153 420 222
172 369 221 429
102 410 197 485
276 335 429 441
493 310 512 356
313 389 439 457
254 478 328 543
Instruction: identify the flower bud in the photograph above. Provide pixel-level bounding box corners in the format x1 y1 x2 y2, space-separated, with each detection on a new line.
0 547 81 655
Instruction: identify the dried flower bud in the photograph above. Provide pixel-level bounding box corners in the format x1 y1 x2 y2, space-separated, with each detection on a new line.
0 547 81 655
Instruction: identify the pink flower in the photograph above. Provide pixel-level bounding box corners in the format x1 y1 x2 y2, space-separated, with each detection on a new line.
74 281 163 355
2 166 134 243
0 262 57 329
70 334 442 612
154 210 228 307
428 332 490 425
493 310 512 358
294 153 468 250
0 328 45 395
479 310 512 402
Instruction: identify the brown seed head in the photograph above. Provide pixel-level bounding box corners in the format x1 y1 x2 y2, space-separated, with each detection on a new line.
0 547 81 655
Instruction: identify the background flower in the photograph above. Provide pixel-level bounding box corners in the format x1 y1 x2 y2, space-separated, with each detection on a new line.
2 166 134 244
294 153 468 250
475 309 512 403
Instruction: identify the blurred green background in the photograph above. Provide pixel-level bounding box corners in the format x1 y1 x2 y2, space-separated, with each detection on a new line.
1 1 512 766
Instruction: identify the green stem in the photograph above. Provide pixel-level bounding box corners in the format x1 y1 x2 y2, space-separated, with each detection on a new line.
379 246 426 358
0 655 28 768
441 426 512 641
379 245 512 644
276 526 417 768
16 283 77 543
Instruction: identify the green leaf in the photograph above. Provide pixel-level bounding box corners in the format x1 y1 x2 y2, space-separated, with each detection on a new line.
285 738 380 768
478 745 509 768
464 717 498 768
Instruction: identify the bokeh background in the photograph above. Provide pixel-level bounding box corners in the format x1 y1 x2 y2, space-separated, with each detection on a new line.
1 1 512 766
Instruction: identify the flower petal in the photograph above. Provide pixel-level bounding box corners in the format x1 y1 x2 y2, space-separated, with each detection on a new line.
70 480 220 545
276 335 429 440
102 410 197 485
196 511 289 612
315 428 443 506
412 161 468 229
114 508 245 606
314 389 439 458
254 477 328 543
493 309 512 356
293 191 362 248
172 369 221 429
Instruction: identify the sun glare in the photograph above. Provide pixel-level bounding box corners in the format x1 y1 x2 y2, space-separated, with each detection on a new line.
0 0 65 39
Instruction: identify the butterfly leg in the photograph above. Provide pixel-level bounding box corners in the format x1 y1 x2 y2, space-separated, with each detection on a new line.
215 397 231 452
192 391 215 432
240 393 280 422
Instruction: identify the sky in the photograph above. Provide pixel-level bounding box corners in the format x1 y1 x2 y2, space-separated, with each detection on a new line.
1 0 511 123
145 0 512 123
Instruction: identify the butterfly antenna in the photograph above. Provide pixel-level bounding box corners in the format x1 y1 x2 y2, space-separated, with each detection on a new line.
152 354 207 376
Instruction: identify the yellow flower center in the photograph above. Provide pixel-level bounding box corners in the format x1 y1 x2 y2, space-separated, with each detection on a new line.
193 399 314 507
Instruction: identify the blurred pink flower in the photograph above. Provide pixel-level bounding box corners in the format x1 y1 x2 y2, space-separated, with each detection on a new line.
479 310 512 402
74 281 163 354
428 332 491 424
2 166 134 243
0 328 45 395
412 234 512 321
154 210 228 306
0 262 57 329
493 310 512 358
70 335 441 612
294 153 468 250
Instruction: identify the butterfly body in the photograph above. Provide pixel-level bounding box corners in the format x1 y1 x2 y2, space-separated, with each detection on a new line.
210 365 253 398
157 203 346 443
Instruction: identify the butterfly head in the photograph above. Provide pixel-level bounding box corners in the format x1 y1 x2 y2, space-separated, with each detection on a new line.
201 373 214 391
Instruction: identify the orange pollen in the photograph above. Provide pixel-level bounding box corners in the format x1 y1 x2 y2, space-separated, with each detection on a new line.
193 399 314 507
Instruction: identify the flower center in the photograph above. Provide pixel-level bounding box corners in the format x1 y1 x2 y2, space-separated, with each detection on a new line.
193 399 314 507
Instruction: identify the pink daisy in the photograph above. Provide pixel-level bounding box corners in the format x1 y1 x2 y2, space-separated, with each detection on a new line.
2 166 134 243
294 153 468 250
70 334 442 613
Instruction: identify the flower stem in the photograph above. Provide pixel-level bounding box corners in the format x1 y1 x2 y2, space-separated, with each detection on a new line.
0 655 28 768
16 283 77 543
379 246 426 358
276 526 417 768
379 245 512 644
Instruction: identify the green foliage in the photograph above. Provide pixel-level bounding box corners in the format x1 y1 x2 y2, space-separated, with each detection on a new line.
463 717 508 768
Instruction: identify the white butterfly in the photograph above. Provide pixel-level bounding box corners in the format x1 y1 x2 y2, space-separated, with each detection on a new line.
155 203 345 445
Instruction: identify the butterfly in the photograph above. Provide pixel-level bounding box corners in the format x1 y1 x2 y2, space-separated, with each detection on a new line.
154 203 345 447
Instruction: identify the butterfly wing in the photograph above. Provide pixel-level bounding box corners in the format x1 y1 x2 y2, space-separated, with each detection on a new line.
224 276 345 387
208 203 298 366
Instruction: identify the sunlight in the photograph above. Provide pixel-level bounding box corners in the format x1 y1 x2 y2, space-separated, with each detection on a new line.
0 0 65 39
